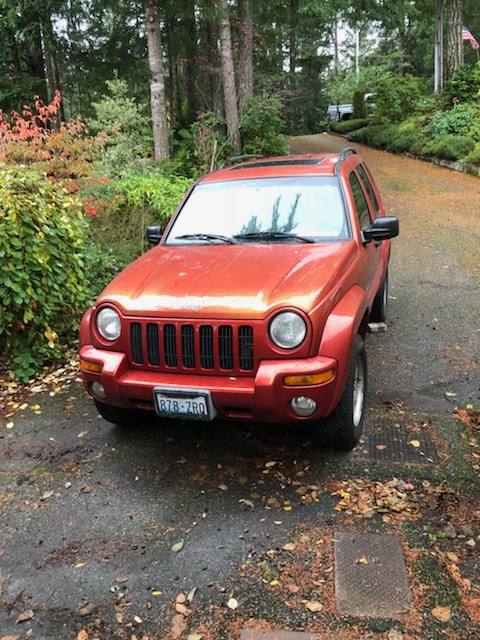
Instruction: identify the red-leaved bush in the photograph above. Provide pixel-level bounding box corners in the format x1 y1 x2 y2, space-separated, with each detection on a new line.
0 91 105 187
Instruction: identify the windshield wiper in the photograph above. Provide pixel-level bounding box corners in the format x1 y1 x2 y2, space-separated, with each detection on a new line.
174 233 235 244
234 231 315 243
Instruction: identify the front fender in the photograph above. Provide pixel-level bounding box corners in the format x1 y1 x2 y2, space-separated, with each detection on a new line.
79 307 94 348
318 285 368 416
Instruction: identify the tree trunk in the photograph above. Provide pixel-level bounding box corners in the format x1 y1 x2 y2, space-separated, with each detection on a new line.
238 0 253 113
144 0 169 160
217 0 241 153
333 14 339 76
184 0 198 123
446 0 463 78
289 0 299 76
434 0 444 93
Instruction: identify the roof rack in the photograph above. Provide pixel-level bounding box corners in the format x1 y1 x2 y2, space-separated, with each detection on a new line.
231 157 324 170
218 154 265 169
334 147 357 174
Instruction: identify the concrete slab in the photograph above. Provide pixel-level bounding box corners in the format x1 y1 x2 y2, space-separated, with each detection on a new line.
334 531 411 619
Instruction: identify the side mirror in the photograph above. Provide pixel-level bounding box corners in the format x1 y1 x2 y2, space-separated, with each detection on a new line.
363 216 399 243
147 224 163 245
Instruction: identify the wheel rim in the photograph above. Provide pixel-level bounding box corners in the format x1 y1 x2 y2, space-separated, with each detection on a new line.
352 356 365 427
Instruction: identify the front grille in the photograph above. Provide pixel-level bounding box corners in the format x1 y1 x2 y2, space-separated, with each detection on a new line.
129 321 254 373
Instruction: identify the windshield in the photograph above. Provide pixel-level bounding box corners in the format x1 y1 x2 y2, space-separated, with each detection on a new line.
165 176 348 244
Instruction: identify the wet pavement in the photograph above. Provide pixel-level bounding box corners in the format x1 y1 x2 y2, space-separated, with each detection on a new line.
1 135 479 639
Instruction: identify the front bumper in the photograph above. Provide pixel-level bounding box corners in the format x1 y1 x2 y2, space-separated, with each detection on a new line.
80 345 338 423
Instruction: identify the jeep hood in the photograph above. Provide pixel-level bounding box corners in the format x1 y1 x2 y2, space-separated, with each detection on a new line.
99 242 356 320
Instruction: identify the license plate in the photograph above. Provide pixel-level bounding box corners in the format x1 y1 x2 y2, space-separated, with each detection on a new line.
153 387 216 421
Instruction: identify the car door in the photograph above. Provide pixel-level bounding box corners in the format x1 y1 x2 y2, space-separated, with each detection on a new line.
347 169 378 297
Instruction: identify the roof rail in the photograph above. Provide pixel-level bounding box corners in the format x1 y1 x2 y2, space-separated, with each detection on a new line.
334 147 357 174
218 154 265 169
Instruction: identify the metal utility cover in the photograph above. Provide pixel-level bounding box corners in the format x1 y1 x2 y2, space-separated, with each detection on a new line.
334 531 411 619
365 421 439 465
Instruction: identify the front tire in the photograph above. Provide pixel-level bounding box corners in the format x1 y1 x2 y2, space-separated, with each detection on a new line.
317 335 367 451
94 400 148 427
370 269 388 323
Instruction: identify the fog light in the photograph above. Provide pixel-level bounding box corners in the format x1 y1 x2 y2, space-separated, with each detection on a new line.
291 396 317 417
91 381 106 399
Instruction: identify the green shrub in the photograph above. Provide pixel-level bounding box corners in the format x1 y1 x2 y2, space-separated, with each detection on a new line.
0 165 88 380
443 62 480 105
239 96 289 156
89 77 152 177
465 142 480 165
423 135 475 161
374 74 423 122
330 118 369 134
172 112 231 177
424 104 479 138
84 170 193 266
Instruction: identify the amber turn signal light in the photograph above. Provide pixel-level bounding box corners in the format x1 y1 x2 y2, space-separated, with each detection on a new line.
80 358 103 373
284 369 335 386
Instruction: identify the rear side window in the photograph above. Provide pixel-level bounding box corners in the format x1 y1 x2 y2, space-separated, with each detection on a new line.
357 164 379 216
349 172 372 230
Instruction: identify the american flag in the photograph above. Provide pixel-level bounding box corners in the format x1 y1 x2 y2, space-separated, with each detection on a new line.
462 25 479 50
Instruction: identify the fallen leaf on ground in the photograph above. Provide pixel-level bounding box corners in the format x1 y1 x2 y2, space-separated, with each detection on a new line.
1 635 19 640
115 575 128 583
170 613 187 639
218 484 228 491
239 498 255 510
375 444 387 450
151 590 162 596
227 597 238 610
6 422 14 429
74 562 86 568
187 634 203 640
40 490 54 501
175 602 188 615
305 600 323 612
133 615 142 623
356 556 369 564
431 606 451 622
77 631 88 640
16 610 34 623
79 602 97 616
408 440 421 448
265 461 278 468
171 540 184 553
187 587 197 602
282 543 296 551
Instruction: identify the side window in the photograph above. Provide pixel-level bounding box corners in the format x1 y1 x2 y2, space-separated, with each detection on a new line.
357 164 379 217
348 171 372 230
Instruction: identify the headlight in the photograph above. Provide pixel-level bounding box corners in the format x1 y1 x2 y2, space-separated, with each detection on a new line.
96 307 121 341
269 311 306 349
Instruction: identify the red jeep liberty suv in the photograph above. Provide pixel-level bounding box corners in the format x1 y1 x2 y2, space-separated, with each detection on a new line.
79 148 399 450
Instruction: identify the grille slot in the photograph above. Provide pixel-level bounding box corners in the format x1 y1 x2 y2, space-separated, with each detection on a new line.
130 323 143 364
200 326 214 369
146 323 160 365
219 326 233 369
238 326 254 370
181 325 195 368
164 324 177 366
